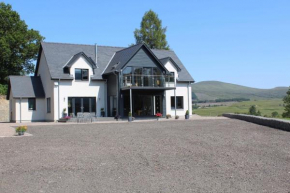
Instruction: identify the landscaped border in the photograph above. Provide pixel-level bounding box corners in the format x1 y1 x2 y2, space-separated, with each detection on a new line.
223 113 290 132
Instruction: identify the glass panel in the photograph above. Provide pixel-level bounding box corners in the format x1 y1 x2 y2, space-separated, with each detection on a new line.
47 98 51 113
82 69 88 80
68 98 73 116
75 98 82 114
177 97 183 109
83 98 90 112
133 67 142 86
75 69 82 80
155 96 161 114
143 67 152 86
169 72 174 82
171 97 175 108
123 67 132 87
90 98 96 114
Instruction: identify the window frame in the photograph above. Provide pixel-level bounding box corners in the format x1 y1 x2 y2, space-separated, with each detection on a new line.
28 98 36 111
47 97 51 113
170 96 184 109
169 72 175 83
75 68 89 81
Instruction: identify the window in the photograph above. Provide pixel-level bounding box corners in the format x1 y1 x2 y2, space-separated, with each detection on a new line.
171 96 183 109
28 98 36 110
75 69 88 80
169 72 175 82
47 98 51 113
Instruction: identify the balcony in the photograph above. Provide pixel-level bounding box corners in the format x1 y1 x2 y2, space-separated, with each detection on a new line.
121 74 176 89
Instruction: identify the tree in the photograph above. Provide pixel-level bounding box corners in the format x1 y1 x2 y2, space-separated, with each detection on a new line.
134 10 169 50
282 88 290 118
0 3 44 86
249 105 257 115
271 111 279 118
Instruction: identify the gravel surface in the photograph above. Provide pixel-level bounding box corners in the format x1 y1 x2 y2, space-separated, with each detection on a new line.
0 119 290 193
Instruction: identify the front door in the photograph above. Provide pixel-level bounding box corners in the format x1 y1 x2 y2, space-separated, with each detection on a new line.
68 97 96 116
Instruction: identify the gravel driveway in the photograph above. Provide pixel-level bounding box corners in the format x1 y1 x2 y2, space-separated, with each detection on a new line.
0 119 289 193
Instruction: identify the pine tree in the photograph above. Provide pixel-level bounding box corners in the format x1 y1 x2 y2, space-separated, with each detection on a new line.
134 10 169 50
282 88 290 118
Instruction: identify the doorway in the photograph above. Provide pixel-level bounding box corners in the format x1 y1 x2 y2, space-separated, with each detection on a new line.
68 97 96 116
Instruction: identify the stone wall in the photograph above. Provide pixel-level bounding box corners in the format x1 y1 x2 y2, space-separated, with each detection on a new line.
223 113 290 132
0 95 9 122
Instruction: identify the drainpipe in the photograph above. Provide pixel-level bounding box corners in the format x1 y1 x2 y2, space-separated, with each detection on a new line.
130 88 132 115
187 82 190 116
58 79 60 120
174 89 177 117
104 79 107 117
19 97 22 123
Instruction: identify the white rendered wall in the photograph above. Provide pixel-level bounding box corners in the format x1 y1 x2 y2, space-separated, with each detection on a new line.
14 98 45 122
37 50 55 121
164 60 192 116
54 56 105 119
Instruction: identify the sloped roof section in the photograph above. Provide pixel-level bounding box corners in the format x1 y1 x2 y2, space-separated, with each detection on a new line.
38 42 194 82
8 76 45 99
159 57 181 72
151 49 194 82
64 52 97 69
103 43 169 75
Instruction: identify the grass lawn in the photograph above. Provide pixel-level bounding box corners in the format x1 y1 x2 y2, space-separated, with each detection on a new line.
193 99 286 117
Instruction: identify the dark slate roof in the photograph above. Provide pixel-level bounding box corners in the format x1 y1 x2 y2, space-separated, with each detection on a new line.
103 43 169 75
151 49 194 82
8 76 45 98
38 42 194 82
64 52 97 69
159 57 181 72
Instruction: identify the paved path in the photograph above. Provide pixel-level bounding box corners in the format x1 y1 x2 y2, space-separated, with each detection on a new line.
0 115 227 137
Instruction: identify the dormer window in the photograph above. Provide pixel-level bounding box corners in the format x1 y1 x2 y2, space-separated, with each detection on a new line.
75 69 88 81
169 72 175 82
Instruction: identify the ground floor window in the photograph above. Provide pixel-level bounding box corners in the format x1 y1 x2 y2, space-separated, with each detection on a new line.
68 97 96 116
171 96 184 109
47 98 51 113
28 98 36 110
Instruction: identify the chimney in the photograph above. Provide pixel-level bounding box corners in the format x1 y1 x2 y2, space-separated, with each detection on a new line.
95 43 98 64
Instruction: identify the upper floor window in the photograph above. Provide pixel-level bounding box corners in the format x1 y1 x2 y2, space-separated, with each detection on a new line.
169 72 175 82
28 98 36 111
75 69 88 81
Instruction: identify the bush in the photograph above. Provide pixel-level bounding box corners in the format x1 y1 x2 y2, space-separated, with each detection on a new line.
248 105 261 116
271 111 279 118
0 84 8 95
128 112 132 117
185 110 189 115
175 115 179 119
166 114 171 119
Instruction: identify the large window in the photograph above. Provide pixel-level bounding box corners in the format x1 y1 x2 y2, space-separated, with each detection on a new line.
169 72 175 82
47 98 51 113
28 98 36 110
75 69 88 81
171 96 183 109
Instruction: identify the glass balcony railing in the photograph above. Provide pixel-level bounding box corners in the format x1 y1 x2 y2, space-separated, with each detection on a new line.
121 74 176 88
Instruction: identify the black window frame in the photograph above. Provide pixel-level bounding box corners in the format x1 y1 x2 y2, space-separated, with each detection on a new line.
75 68 89 81
47 97 51 113
28 98 36 111
171 96 184 109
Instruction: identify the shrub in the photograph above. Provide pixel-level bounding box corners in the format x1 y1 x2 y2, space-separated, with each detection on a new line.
185 110 189 115
249 105 257 115
166 114 171 119
175 115 179 119
271 111 279 118
0 84 8 95
156 113 162 117
15 126 27 133
128 112 132 117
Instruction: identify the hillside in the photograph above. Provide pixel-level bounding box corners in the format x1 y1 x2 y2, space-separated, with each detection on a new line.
192 81 289 101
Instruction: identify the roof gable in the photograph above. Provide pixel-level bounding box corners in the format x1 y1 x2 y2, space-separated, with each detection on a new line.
103 43 169 74
159 57 181 72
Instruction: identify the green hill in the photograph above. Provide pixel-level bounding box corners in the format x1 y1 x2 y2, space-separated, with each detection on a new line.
192 81 289 101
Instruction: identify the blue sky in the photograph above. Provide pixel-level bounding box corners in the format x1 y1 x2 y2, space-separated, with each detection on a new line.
5 0 290 88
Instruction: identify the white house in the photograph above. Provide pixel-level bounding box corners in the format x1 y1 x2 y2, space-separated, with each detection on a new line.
7 42 194 122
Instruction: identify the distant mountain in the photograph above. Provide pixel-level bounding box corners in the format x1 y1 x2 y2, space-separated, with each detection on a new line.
192 81 289 101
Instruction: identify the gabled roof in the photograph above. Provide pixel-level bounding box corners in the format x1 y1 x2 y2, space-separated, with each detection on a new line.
7 76 45 99
64 52 97 70
103 43 169 75
36 42 194 82
159 57 181 72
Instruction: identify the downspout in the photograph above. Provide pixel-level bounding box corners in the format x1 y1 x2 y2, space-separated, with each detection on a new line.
58 79 60 120
19 97 22 123
187 82 190 116
104 79 107 117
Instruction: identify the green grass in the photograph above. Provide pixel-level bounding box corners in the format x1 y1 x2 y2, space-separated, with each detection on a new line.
193 99 286 117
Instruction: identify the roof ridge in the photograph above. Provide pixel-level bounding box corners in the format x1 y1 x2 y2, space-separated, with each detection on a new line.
115 43 143 53
42 41 126 49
